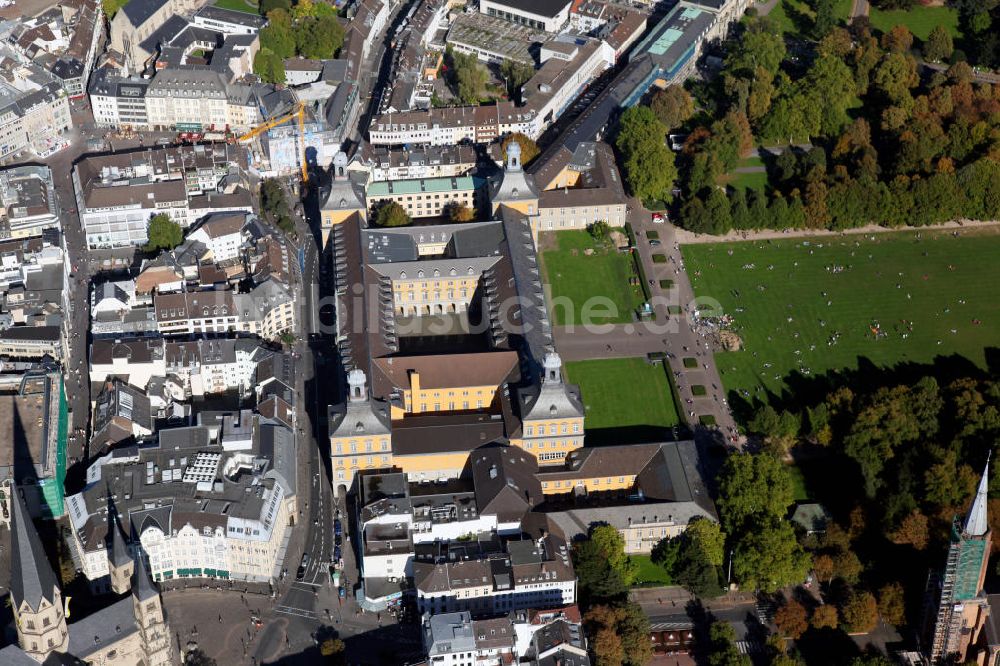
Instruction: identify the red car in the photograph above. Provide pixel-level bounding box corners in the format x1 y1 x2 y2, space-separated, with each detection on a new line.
651 213 665 224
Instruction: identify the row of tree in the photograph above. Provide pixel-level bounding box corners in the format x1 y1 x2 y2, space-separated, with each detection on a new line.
669 15 1000 234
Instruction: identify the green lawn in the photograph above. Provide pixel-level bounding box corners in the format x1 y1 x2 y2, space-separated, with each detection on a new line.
788 464 811 501
683 229 1000 401
566 358 681 432
213 0 259 13
724 156 769 192
869 5 961 40
541 230 645 326
632 554 673 586
766 0 852 38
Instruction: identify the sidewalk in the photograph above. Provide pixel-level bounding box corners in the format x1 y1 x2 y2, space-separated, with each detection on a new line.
674 218 1000 245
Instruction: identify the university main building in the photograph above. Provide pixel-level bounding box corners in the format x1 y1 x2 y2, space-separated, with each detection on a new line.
322 144 716 609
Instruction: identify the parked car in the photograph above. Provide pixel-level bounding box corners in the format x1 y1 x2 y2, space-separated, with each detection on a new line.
649 239 661 247
333 519 342 536
296 553 309 580
651 213 665 224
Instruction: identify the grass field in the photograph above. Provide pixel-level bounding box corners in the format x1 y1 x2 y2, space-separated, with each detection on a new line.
869 5 960 40
213 0 259 13
683 228 1000 401
541 230 645 326
632 554 673 586
788 464 811 501
724 156 769 193
766 0 853 38
566 358 681 432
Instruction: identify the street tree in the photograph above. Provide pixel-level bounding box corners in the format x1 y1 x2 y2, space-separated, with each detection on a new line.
775 599 809 639
615 106 677 202
842 591 879 633
811 604 839 629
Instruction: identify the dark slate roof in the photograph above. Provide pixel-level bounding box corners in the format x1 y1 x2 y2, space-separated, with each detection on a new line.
132 550 159 602
139 15 192 54
10 487 59 611
66 597 138 658
120 0 170 27
470 446 541 523
108 512 132 568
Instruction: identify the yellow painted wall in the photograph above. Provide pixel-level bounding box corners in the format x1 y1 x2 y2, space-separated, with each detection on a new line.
538 474 637 495
539 167 582 191
404 384 498 414
320 209 362 247
492 200 538 216
394 451 471 476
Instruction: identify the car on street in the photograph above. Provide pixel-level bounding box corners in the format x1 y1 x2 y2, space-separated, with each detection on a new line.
296 553 310 580
333 518 342 536
649 239 661 247
334 545 342 561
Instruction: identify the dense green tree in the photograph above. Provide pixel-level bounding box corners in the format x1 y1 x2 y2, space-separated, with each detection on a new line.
296 15 345 59
574 538 627 601
811 0 836 39
924 25 955 62
730 187 752 230
451 51 488 104
650 86 695 130
373 201 411 227
725 18 786 78
260 9 295 59
733 516 810 592
615 106 677 202
145 214 183 252
708 622 751 666
253 49 286 84
873 53 918 105
501 59 535 102
590 525 638 586
706 188 733 235
717 453 794 534
680 193 712 234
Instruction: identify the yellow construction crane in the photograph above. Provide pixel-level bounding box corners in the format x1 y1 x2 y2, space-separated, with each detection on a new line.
238 101 309 183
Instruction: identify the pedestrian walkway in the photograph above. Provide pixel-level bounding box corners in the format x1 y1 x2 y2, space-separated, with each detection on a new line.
674 218 1000 245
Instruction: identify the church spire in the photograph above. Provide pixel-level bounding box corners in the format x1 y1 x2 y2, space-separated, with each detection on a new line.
964 454 990 537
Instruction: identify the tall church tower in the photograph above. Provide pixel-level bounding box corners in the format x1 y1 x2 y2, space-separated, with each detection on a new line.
490 142 539 218
928 460 992 662
106 490 134 595
132 551 172 666
9 484 69 660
